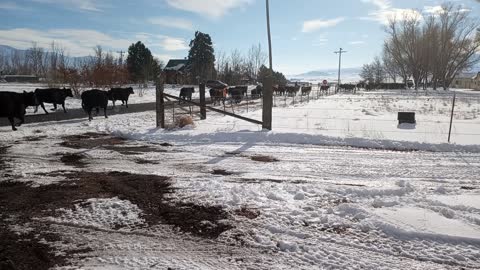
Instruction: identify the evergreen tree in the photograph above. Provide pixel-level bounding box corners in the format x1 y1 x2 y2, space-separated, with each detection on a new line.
127 41 159 82
258 65 287 86
188 31 215 81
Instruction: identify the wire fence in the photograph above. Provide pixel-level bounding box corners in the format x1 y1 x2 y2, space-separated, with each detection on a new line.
165 86 480 143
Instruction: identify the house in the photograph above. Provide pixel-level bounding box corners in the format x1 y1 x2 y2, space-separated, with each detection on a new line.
164 59 190 84
451 72 480 90
1 75 39 83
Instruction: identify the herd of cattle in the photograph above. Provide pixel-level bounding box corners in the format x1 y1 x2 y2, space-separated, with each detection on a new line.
0 87 135 130
179 85 264 106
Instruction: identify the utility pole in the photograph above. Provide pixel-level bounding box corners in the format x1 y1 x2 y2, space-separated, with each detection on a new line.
334 48 347 93
263 0 273 130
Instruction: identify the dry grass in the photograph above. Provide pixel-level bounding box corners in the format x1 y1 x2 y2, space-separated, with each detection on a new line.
174 116 194 128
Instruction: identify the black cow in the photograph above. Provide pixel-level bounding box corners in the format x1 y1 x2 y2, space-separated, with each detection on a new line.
0 91 38 131
228 87 243 104
339 84 356 92
108 87 134 108
252 85 263 99
179 87 195 104
301 86 312 96
34 88 73 114
209 88 226 106
81 90 108 121
285 86 299 97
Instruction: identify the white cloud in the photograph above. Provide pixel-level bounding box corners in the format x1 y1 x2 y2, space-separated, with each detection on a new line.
115 31 190 52
148 17 193 31
32 0 102 12
360 0 421 25
361 0 391 10
423 5 446 15
0 28 132 56
302 17 345 33
158 37 189 51
165 0 253 18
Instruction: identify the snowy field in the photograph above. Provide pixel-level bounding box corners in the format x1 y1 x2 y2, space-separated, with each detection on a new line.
1 83 480 269
0 111 479 269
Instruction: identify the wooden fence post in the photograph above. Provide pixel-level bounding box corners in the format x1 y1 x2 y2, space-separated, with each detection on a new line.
200 83 206 120
263 74 273 130
156 80 165 128
448 92 456 143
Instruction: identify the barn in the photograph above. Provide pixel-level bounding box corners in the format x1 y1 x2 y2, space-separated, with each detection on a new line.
164 59 190 84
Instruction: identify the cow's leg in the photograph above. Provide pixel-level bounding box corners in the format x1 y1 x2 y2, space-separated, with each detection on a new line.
34 105 39 113
8 117 17 131
112 100 116 108
40 102 49 114
88 108 93 121
52 103 57 111
125 99 129 108
62 102 67 113
104 106 108 118
16 115 25 127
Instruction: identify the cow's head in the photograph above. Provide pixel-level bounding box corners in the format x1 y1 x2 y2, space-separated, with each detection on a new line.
127 87 134 94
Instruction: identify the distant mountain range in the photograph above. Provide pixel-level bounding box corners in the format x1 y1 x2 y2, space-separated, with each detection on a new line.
288 67 362 83
0 45 92 65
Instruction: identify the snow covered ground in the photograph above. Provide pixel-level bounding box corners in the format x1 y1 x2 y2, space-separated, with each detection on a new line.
1 117 479 269
1 83 480 269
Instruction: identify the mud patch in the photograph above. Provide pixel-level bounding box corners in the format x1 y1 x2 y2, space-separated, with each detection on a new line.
234 206 260 219
212 169 234 176
23 135 48 142
0 145 10 172
134 158 160 165
104 145 163 156
32 171 232 238
250 155 279 163
159 142 173 147
0 170 232 269
59 153 88 168
0 219 68 270
60 133 125 149
61 132 162 156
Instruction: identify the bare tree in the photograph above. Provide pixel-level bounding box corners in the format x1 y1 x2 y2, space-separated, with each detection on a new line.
434 4 480 89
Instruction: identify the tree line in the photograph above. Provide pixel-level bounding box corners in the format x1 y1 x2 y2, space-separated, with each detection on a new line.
360 3 479 90
0 31 288 94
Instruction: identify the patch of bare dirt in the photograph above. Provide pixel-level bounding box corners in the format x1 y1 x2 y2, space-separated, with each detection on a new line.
0 219 68 270
59 153 88 168
159 142 173 147
60 133 125 150
23 135 48 142
134 158 160 165
29 171 231 238
234 206 260 219
212 169 234 176
103 145 164 155
250 155 279 163
1 170 233 270
0 145 10 172
60 132 162 156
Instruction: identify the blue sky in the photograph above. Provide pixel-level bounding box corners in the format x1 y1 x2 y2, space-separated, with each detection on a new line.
0 0 478 74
